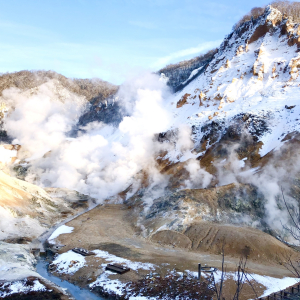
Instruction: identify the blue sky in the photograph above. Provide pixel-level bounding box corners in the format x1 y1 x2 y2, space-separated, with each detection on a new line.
0 0 276 84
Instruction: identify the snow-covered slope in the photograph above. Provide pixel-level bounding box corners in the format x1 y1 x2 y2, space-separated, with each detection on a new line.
135 5 300 240
169 5 300 157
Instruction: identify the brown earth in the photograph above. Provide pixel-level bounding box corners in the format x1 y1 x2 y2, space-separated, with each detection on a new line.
151 230 192 249
183 222 294 262
0 170 50 208
51 204 298 299
149 221 296 263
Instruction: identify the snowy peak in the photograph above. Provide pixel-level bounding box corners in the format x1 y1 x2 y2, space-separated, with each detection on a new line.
173 4 300 123
265 5 283 24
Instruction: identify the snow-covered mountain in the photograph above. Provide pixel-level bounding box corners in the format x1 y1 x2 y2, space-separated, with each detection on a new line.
168 5 300 155
131 5 300 240
4 5 300 299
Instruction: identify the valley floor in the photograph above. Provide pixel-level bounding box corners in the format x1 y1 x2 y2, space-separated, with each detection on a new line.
48 204 299 299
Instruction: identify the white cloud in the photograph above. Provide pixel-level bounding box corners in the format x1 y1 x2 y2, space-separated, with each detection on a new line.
152 40 222 69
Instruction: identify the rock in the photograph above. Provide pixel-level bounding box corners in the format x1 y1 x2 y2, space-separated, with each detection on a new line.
176 93 191 108
225 59 231 68
236 45 244 56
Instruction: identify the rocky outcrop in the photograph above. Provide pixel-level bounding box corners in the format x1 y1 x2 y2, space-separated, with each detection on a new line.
176 93 191 108
289 57 300 80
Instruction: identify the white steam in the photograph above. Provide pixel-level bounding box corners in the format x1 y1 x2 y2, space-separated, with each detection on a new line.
211 141 299 235
176 124 213 189
2 74 174 202
2 81 85 159
184 159 213 189
1 73 298 240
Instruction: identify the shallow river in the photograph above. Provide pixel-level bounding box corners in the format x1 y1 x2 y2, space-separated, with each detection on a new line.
36 257 104 300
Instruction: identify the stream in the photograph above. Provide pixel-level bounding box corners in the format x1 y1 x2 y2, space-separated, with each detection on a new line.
36 258 104 299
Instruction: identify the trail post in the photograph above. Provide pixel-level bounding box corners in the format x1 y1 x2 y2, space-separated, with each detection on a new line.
198 263 201 281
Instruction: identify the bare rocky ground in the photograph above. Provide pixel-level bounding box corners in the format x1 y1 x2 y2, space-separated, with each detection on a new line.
50 204 299 299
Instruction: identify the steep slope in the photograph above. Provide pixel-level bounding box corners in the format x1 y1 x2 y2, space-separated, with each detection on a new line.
120 5 300 243
170 5 300 148
158 49 217 92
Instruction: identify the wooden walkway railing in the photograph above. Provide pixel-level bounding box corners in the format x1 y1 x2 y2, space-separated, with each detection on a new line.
258 282 300 300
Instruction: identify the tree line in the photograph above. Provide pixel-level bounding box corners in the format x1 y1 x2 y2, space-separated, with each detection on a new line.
233 1 300 30
0 70 118 103
158 49 217 91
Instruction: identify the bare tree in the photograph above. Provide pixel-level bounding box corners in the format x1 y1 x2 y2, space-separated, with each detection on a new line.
0 70 118 103
158 49 218 91
251 7 266 19
281 252 300 277
212 243 226 300
281 187 300 242
279 187 300 277
211 243 258 300
232 257 259 300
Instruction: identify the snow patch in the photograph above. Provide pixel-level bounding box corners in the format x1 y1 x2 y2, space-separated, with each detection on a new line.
51 250 85 274
48 225 74 244
93 250 155 271
0 279 47 298
182 66 203 85
186 269 299 297
250 274 299 297
89 271 125 296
